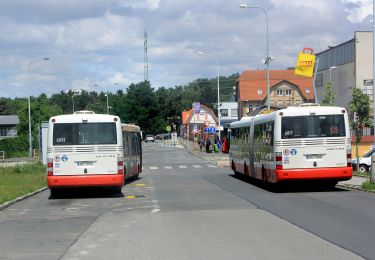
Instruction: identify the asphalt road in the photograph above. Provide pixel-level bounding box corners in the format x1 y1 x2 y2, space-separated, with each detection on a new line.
0 141 374 259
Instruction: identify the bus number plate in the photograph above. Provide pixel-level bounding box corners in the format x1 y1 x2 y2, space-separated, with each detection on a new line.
305 154 324 159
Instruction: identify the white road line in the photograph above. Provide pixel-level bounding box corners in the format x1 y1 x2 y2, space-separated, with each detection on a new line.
150 166 159 170
193 165 202 168
164 166 173 169
179 165 188 168
207 164 217 168
151 209 160 214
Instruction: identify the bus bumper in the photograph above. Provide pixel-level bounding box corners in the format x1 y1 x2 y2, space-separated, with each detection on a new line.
48 174 124 188
275 167 352 182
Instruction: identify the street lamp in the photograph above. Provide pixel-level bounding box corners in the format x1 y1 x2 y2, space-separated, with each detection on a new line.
197 51 221 139
27 57 49 158
240 4 271 110
105 93 109 114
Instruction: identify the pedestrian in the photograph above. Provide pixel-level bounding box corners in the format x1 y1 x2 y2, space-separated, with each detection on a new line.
222 136 229 153
205 138 211 153
199 136 204 152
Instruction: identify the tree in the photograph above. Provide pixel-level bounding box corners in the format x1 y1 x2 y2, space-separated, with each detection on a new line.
349 88 372 175
321 81 336 106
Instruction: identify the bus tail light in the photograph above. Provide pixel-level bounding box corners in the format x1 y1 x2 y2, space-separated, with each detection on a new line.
47 158 53 176
275 152 283 170
347 152 352 167
117 157 124 174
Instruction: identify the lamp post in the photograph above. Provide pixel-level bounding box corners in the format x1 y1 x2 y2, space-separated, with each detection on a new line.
240 4 271 110
27 57 49 158
197 51 221 140
105 93 109 114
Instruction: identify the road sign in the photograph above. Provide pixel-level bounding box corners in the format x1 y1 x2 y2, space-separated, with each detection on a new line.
204 127 216 134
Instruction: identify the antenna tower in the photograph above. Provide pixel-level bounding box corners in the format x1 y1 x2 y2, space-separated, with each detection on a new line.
144 28 149 81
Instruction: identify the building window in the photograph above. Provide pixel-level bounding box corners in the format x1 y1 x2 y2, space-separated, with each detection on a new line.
364 79 373 86
0 127 7 137
315 73 323 87
257 89 262 95
220 109 228 117
285 90 292 96
231 109 238 118
305 89 310 94
276 89 283 96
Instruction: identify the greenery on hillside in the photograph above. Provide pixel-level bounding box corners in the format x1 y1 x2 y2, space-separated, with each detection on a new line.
0 74 239 154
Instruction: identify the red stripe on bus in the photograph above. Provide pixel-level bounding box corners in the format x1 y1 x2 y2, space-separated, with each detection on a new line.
275 167 352 182
48 174 124 188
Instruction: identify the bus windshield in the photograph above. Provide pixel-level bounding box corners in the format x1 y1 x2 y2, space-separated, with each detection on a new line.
53 123 117 145
281 114 345 139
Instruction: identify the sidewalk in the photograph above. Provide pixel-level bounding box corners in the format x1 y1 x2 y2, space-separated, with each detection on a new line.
337 175 369 190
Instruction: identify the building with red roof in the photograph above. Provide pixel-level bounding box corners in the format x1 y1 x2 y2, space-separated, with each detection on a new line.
236 69 315 118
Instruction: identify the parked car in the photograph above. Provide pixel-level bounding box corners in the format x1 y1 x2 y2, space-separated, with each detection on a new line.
352 148 375 173
145 135 155 142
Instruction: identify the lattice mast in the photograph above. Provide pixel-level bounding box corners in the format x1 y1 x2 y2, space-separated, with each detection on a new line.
144 28 149 81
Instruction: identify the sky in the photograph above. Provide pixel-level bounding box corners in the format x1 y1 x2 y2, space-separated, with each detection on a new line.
0 0 373 98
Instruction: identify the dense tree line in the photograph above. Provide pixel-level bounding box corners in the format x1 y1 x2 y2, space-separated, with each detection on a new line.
0 74 238 153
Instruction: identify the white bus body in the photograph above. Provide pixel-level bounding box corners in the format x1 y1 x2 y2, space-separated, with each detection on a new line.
230 106 352 184
47 112 124 190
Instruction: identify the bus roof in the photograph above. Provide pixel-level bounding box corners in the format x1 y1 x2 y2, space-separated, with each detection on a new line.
230 106 347 128
122 124 141 132
275 106 347 117
49 113 120 124
230 117 253 128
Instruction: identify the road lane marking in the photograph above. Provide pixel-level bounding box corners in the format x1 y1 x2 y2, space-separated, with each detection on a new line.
179 165 188 168
164 166 173 169
207 164 217 168
150 166 158 170
151 209 160 213
193 165 202 168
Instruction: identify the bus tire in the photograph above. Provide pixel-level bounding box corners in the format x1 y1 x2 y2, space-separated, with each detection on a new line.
50 188 60 198
113 186 122 194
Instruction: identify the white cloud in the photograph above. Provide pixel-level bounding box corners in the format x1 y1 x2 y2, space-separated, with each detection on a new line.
342 0 372 22
0 0 372 98
118 0 160 10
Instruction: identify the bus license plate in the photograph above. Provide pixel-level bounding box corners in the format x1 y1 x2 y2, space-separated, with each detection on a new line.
305 154 324 159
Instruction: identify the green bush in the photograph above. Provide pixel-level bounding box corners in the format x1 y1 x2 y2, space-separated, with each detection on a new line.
0 136 28 157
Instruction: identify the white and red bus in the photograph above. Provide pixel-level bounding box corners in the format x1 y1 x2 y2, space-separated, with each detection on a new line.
122 123 142 180
229 105 352 187
47 111 125 195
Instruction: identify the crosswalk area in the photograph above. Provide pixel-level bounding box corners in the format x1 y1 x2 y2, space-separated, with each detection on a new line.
144 164 217 171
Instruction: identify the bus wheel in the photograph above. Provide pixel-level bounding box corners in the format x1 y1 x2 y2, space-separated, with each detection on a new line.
113 186 122 194
50 188 60 198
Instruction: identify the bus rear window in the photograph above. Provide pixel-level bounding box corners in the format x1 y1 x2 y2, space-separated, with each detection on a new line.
281 115 345 139
53 123 117 145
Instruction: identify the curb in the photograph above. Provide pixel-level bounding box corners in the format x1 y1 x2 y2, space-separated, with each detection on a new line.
337 183 375 193
0 187 48 211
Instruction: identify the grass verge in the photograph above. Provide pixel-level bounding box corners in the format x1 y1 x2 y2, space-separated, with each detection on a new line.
362 180 375 192
0 163 46 205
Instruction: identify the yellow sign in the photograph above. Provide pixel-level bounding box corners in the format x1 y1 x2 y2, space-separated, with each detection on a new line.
295 48 316 77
